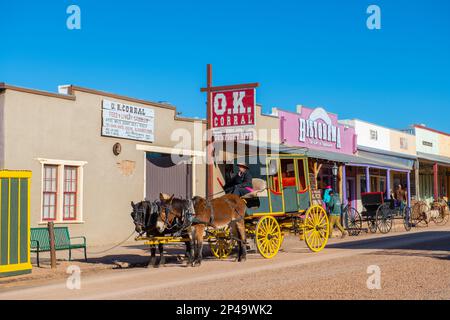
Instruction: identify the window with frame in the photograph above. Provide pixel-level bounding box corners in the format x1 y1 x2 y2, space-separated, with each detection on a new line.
63 166 78 221
360 176 367 193
370 130 378 141
42 165 58 221
40 161 85 223
400 137 408 150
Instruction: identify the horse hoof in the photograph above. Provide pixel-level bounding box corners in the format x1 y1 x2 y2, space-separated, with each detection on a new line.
239 256 247 263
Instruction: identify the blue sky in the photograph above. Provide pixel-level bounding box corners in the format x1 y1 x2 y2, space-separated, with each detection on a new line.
1 0 449 132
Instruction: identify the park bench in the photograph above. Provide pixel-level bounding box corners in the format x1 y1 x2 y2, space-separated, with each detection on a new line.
30 227 87 267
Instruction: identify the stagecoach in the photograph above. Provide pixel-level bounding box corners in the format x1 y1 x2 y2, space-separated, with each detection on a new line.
132 153 330 264
210 154 329 259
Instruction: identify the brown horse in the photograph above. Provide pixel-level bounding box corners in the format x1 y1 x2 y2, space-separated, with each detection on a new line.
157 193 247 267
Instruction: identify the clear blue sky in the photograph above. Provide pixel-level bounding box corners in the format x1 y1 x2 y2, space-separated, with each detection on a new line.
1 0 449 132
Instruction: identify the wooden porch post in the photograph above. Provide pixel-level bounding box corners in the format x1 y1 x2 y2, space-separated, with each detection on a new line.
433 163 439 200
365 167 371 192
341 165 347 205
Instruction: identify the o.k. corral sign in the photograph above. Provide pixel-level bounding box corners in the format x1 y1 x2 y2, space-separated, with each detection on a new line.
211 88 256 141
102 99 155 142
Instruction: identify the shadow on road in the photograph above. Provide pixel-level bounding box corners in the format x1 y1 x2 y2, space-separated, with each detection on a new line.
327 231 450 260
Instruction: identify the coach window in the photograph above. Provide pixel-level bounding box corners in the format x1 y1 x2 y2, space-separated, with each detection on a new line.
267 159 281 193
39 159 87 224
297 159 307 191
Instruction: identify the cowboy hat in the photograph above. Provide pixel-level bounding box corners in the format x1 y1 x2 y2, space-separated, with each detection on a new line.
237 163 250 170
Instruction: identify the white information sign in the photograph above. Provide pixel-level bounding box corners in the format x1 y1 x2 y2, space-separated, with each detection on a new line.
102 99 155 142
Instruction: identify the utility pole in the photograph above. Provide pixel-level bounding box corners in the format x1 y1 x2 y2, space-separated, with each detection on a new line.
205 64 214 198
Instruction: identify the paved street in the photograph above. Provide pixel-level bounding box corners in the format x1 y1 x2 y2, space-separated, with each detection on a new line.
1 224 450 300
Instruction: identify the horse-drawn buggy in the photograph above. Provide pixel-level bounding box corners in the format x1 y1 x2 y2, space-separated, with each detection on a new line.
410 199 449 227
345 192 412 236
131 154 330 267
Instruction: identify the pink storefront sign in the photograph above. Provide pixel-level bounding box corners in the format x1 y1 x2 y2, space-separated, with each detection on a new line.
279 107 357 155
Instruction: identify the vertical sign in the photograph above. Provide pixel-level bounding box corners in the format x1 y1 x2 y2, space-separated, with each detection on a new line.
211 88 256 141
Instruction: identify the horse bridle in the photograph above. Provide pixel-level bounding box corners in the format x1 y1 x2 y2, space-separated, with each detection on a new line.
159 199 180 231
159 199 194 235
133 201 159 234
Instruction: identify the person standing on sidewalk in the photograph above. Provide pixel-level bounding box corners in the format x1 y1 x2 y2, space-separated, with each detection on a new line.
328 190 348 239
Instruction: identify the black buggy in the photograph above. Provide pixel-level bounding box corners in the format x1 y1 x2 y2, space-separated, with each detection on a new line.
344 192 412 236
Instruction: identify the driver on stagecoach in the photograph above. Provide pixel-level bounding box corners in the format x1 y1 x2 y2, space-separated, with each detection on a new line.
223 163 254 197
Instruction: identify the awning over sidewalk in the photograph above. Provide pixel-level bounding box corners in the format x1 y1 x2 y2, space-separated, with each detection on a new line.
305 149 364 164
417 152 450 167
229 141 414 171
354 150 415 171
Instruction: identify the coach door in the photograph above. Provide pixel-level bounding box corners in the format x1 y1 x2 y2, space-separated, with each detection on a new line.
295 158 310 212
280 158 298 213
279 157 310 213
145 153 192 201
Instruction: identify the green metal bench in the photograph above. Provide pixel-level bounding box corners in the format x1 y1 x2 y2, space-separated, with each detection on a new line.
30 227 87 267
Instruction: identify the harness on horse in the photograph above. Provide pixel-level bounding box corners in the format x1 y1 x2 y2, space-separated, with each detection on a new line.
161 199 196 237
206 199 215 226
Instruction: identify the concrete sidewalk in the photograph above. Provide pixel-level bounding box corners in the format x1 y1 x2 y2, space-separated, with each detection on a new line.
0 241 156 288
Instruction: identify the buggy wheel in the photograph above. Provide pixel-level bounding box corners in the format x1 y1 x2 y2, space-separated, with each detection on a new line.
345 207 362 236
376 203 393 234
434 212 449 226
412 202 429 227
304 205 329 252
209 228 235 259
432 201 449 226
255 216 282 259
403 207 412 231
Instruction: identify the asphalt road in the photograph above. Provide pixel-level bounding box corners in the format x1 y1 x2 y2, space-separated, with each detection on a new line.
1 225 450 300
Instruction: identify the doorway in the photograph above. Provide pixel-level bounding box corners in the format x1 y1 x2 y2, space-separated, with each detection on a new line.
145 153 192 201
346 177 357 209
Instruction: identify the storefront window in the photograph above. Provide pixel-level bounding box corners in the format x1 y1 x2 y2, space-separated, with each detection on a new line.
63 166 78 221
42 165 58 221
40 161 85 223
360 176 367 193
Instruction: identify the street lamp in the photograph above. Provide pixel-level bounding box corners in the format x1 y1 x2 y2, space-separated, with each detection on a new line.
332 163 339 192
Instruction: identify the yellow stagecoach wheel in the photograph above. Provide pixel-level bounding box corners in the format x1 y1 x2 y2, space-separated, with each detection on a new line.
209 229 235 259
255 216 282 259
304 205 329 252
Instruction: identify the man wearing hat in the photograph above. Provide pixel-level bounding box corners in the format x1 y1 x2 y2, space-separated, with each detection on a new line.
224 163 254 197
